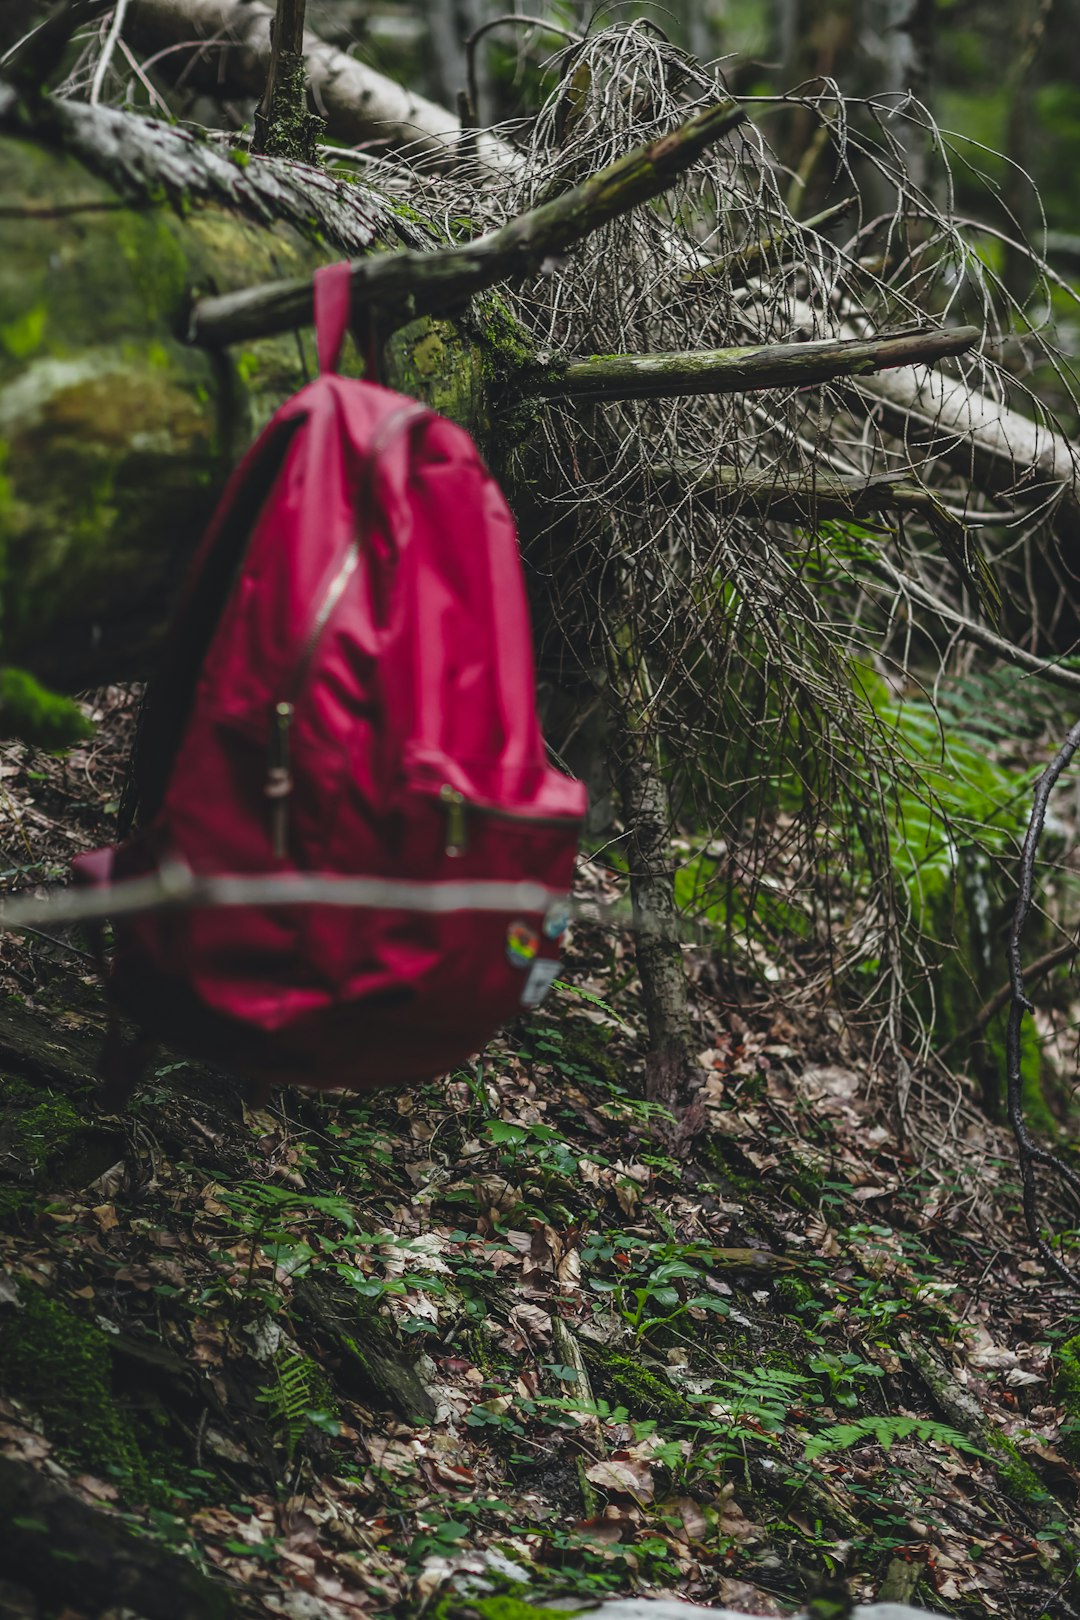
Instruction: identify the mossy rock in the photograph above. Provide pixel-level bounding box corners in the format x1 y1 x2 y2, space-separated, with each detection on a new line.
0 1283 147 1488
0 1184 40 1226
0 666 92 747
10 1091 82 1173
0 129 494 691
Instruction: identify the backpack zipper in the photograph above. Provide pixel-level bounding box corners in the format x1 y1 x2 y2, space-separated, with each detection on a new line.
264 544 363 857
263 402 429 857
438 783 580 857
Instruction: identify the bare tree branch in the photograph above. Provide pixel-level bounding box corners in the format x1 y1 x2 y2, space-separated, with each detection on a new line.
188 98 746 345
870 553 1080 693
539 327 979 402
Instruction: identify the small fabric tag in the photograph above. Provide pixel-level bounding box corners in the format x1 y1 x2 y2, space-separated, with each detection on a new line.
520 958 560 1008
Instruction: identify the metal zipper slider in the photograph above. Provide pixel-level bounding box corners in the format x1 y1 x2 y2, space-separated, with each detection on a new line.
266 701 294 857
440 783 468 856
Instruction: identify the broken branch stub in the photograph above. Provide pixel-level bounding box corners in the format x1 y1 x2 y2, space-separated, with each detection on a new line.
188 98 747 346
251 0 320 162
539 327 981 402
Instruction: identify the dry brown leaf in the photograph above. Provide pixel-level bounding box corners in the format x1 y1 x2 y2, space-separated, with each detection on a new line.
584 1456 655 1502
507 1302 553 1350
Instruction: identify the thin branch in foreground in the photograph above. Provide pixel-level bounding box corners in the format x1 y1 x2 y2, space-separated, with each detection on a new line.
187 97 746 345
537 327 980 402
0 868 715 940
939 935 1080 1056
0 869 568 932
1007 718 1080 1291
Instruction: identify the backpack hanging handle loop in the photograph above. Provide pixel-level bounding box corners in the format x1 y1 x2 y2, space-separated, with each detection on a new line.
314 260 354 376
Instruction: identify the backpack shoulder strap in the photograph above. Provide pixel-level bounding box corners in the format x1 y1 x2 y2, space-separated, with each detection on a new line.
314 261 353 376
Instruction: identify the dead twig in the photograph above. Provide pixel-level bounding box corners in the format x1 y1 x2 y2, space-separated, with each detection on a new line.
89 0 130 104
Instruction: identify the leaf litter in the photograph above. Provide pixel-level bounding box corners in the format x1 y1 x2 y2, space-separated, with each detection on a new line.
0 694 1079 1619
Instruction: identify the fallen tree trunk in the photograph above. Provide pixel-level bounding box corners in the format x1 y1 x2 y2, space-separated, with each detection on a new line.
127 0 1080 524
187 97 745 345
125 0 518 174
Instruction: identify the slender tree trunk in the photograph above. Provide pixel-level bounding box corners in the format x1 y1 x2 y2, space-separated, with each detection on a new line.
773 0 935 211
611 642 695 1108
1003 0 1050 300
620 741 695 1105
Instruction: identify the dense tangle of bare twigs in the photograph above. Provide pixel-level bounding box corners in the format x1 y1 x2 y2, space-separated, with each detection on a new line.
437 24 1080 1148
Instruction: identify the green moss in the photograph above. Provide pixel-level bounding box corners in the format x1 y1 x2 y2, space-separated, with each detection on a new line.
0 667 92 747
0 1285 147 1488
12 1090 83 1173
1054 1334 1080 1464
469 1600 584 1620
984 1429 1050 1506
0 304 46 361
0 1185 38 1225
412 330 447 378
471 293 550 467
261 53 324 164
580 1343 690 1425
384 316 484 436
774 1276 816 1314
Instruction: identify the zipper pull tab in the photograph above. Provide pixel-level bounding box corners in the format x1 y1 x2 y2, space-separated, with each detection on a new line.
266 701 294 858
440 783 468 856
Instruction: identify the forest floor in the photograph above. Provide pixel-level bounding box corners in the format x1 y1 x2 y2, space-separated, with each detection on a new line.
1 694 1080 1620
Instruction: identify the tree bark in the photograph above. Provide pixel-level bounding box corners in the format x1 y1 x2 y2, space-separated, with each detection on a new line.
613 641 695 1109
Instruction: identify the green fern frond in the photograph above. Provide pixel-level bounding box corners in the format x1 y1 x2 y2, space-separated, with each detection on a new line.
805 1414 986 1462
256 1351 316 1464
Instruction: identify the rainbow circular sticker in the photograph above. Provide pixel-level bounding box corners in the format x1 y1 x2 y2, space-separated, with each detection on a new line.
506 920 540 969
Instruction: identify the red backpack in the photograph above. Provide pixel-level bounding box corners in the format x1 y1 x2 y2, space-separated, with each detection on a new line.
74 263 586 1094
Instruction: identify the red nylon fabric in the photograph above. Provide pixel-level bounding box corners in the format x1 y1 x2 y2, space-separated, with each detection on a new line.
314 261 352 376
75 278 585 1091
